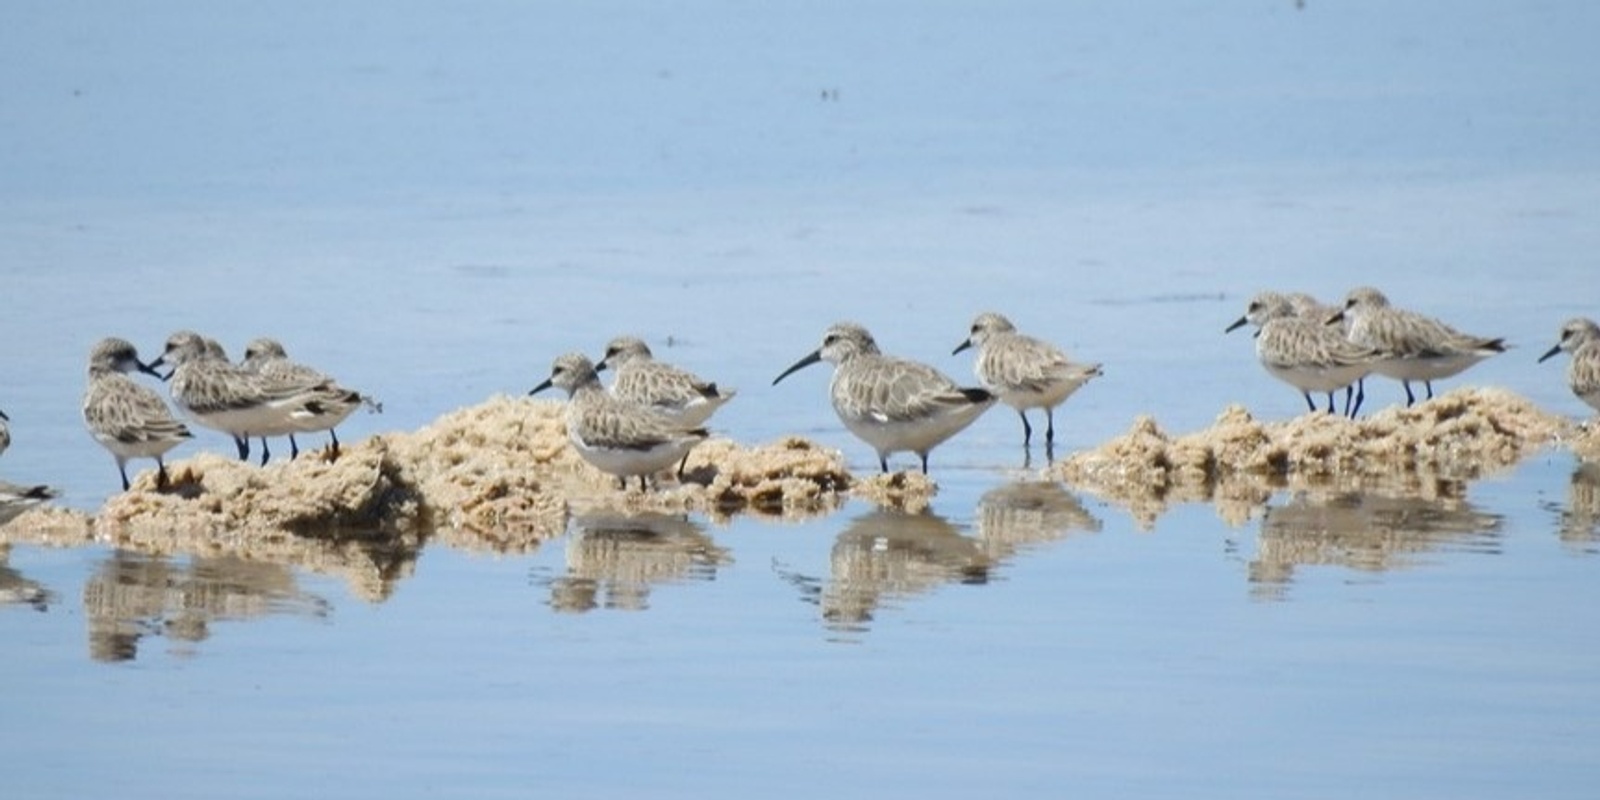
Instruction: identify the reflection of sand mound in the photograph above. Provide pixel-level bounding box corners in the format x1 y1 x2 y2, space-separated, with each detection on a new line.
1052 388 1566 528
0 505 419 603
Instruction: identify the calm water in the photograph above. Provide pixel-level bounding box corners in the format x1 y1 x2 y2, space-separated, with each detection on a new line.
3 2 1599 798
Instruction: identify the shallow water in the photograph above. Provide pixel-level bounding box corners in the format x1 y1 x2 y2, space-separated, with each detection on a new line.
4 2 1600 798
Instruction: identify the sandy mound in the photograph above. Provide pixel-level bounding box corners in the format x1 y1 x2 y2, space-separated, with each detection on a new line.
1051 388 1569 528
849 471 939 513
2 396 854 559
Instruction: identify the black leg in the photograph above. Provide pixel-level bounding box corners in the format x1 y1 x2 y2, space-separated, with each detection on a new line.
118 463 131 492
1351 379 1366 418
1045 408 1056 447
637 475 648 492
289 434 300 460
156 458 169 490
1303 392 1316 413
879 456 889 473
676 453 689 481
1425 381 1435 400
329 429 341 459
258 437 270 467
1325 392 1336 414
234 436 249 461
1018 410 1032 447
1403 381 1417 407
918 453 929 474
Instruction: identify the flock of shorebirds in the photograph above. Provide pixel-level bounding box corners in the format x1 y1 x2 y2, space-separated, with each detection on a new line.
0 286 1595 502
523 286 1598 491
1229 287 1597 421
78 332 379 492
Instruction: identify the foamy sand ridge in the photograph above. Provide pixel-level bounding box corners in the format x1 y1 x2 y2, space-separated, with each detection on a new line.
3 388 1597 555
1052 387 1586 528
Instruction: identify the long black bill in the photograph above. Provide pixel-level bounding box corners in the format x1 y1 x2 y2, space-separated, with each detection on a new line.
952 338 974 355
1538 344 1563 364
1325 310 1346 327
138 359 170 381
1224 316 1250 334
772 350 822 386
529 377 555 396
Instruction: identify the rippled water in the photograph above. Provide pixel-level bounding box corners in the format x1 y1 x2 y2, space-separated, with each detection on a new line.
4 2 1600 798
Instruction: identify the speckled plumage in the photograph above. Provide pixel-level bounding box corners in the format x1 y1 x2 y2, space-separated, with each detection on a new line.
531 352 708 490
1283 292 1366 416
1228 292 1381 414
155 331 352 463
595 336 735 428
1332 286 1505 406
1539 317 1600 415
1284 293 1342 329
953 312 1101 449
242 337 379 459
774 322 994 474
82 337 193 490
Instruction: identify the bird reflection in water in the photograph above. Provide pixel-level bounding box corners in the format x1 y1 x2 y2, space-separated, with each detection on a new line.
773 508 988 634
82 551 331 662
778 483 1101 634
1250 486 1503 601
1552 461 1600 554
544 512 730 613
0 543 54 612
975 480 1102 560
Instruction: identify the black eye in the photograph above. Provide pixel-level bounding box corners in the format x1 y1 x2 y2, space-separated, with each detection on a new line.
1249 302 1261 312
823 335 838 345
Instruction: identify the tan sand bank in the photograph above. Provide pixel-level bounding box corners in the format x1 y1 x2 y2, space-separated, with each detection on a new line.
848 471 939 513
1050 387 1571 528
